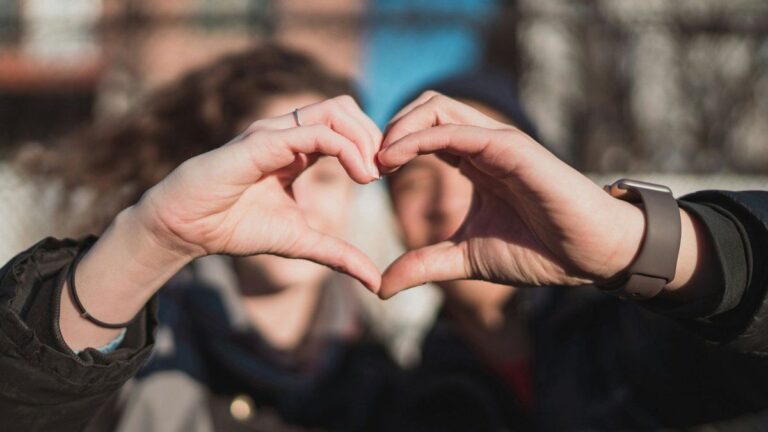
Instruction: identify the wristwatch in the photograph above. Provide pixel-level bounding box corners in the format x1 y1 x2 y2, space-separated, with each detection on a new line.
597 179 682 299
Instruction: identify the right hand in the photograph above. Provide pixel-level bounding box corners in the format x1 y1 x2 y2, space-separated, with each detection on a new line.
377 92 646 298
135 96 383 292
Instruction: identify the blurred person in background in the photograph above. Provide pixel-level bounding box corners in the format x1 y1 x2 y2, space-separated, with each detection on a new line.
384 70 768 431
6 44 397 432
385 69 536 432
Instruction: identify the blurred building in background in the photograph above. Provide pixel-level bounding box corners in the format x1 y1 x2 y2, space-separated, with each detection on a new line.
0 0 102 154
0 0 368 151
1 0 766 171
505 0 768 173
361 0 497 124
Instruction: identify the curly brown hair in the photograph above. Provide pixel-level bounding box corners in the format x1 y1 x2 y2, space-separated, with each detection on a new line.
13 43 355 234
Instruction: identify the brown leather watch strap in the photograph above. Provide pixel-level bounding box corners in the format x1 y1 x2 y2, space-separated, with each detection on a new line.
599 179 682 299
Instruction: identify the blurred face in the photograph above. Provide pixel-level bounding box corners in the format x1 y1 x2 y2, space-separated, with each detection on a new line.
389 154 473 249
388 100 517 324
239 93 356 292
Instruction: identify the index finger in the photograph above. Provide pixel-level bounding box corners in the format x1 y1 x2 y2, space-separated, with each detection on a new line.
383 92 509 150
221 125 375 186
251 96 381 177
378 124 522 177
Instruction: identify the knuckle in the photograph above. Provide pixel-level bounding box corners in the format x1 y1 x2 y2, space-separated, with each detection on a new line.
336 94 356 106
241 129 269 147
500 126 525 141
174 157 198 177
429 93 452 106
245 132 271 156
248 119 267 131
328 96 345 109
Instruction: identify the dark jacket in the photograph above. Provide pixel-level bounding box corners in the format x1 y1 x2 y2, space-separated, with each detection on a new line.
393 190 768 431
0 190 767 431
0 246 398 432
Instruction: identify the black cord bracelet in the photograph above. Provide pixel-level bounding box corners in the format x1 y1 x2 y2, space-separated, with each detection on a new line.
66 245 137 329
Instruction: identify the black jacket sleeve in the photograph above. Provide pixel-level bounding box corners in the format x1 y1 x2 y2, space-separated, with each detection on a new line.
0 238 157 431
649 190 768 355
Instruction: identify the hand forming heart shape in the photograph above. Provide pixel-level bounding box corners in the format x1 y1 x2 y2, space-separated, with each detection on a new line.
138 93 646 299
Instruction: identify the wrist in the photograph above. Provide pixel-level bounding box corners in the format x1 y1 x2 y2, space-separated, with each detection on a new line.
78 206 193 307
596 201 717 303
595 199 646 283
117 204 196 283
60 206 194 351
594 179 684 299
133 188 207 260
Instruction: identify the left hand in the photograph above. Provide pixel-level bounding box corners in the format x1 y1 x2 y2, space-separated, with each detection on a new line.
138 96 384 291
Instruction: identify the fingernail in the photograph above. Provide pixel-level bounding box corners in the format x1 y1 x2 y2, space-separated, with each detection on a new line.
369 162 380 179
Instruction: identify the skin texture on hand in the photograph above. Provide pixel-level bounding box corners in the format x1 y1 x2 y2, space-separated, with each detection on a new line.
136 95 384 292
376 92 648 299
140 117 381 288
60 96 383 351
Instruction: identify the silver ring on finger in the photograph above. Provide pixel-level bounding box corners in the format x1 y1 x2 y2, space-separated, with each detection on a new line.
292 108 302 127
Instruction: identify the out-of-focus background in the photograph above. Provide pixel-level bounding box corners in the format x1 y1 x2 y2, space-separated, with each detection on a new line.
2 0 768 165
1 0 767 362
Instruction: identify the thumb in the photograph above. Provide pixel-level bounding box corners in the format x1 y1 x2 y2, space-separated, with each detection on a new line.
285 229 382 294
380 241 469 299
